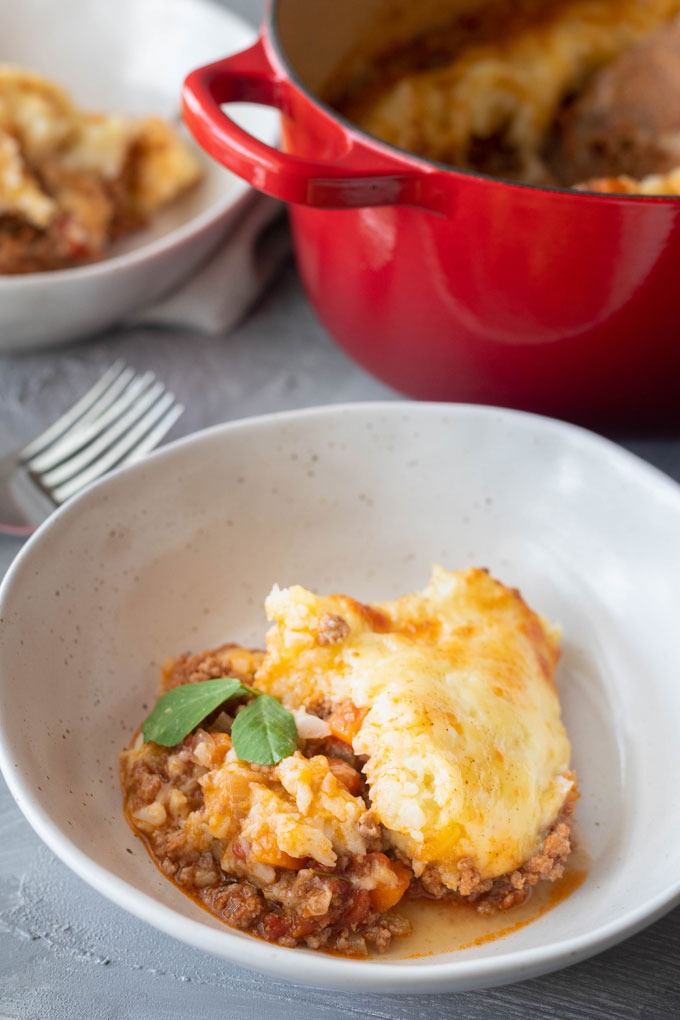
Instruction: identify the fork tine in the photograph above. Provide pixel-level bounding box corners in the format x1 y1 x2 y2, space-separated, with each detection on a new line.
19 361 130 461
115 401 185 468
50 393 183 504
38 381 166 487
26 370 156 474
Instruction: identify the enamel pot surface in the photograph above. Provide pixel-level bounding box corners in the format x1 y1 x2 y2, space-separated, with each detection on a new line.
183 0 680 426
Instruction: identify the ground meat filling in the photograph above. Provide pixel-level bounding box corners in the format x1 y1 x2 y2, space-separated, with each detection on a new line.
158 643 265 692
412 780 578 912
121 735 409 954
0 158 145 274
120 644 576 955
202 864 410 953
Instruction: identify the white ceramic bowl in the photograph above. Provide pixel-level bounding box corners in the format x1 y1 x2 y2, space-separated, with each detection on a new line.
0 0 277 351
1 403 679 994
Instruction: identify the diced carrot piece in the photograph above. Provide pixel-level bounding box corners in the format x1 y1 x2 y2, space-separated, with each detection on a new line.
369 860 412 913
327 757 363 795
253 833 303 870
327 701 368 745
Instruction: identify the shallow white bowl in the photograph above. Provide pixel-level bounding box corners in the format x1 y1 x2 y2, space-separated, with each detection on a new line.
1 403 679 993
0 0 277 351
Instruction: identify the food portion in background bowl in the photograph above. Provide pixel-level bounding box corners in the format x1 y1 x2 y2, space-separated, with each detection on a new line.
333 0 680 193
0 66 202 273
121 566 578 957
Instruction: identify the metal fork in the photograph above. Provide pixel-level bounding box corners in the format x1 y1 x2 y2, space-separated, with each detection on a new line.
0 361 184 537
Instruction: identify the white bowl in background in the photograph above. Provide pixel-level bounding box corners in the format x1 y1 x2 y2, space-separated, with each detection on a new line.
0 0 277 351
0 402 679 993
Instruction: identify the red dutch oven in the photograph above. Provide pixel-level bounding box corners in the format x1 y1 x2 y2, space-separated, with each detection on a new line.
183 0 680 426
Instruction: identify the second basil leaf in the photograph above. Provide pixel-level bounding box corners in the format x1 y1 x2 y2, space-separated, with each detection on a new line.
231 694 298 765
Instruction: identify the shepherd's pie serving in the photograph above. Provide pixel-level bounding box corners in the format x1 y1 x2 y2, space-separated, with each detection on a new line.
0 66 201 273
120 567 577 956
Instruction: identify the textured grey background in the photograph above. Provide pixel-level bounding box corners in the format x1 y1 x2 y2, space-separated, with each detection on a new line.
1 1 679 1017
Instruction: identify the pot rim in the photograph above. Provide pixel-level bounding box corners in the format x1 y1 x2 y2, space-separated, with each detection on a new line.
266 0 680 204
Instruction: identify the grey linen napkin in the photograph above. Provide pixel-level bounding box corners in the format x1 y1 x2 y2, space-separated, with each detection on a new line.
129 193 291 335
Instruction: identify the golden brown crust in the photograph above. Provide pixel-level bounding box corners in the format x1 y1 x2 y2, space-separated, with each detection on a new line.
576 168 680 195
333 0 680 193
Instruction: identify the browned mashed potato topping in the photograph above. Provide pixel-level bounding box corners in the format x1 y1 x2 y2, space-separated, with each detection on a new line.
120 568 579 957
0 67 202 273
333 0 680 194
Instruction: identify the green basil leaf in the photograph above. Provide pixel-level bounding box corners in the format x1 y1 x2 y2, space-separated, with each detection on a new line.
231 694 298 765
141 677 245 746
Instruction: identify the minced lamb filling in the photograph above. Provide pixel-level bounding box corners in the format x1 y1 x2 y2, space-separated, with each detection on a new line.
120 642 576 956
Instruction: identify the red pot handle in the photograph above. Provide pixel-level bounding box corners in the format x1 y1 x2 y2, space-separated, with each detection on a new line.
182 37 444 210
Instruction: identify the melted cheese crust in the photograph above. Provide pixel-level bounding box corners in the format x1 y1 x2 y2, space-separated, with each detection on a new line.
256 567 573 887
